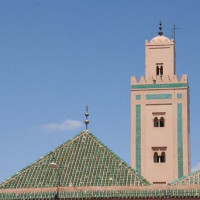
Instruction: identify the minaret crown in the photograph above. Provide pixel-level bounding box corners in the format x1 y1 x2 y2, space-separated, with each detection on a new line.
145 33 176 78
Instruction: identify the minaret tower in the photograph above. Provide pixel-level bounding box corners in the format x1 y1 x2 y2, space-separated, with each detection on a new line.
131 22 190 184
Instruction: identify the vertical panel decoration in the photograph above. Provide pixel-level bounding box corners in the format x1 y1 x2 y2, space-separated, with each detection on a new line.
136 95 141 100
136 104 141 174
177 93 182 99
177 103 183 178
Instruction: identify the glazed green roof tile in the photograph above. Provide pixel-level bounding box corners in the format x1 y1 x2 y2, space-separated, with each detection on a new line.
169 170 200 186
0 131 150 189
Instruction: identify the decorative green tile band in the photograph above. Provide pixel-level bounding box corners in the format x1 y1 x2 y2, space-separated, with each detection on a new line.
136 95 141 100
177 103 183 178
177 93 182 99
1 188 200 199
136 105 141 174
146 94 172 100
131 83 188 89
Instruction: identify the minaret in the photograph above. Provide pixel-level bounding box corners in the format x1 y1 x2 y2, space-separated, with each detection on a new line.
131 22 190 184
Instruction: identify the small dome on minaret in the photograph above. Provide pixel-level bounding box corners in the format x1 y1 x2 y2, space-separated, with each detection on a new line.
150 35 171 44
149 21 173 45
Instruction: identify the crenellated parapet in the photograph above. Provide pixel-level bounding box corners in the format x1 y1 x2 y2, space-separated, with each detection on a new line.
131 74 188 85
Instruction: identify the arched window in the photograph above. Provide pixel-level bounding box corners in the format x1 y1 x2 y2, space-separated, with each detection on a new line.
160 117 165 127
160 152 165 163
154 152 159 163
156 66 159 75
160 66 163 75
154 117 159 127
156 64 164 76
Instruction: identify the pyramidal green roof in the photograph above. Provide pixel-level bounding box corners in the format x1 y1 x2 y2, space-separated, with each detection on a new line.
169 170 200 186
0 131 150 189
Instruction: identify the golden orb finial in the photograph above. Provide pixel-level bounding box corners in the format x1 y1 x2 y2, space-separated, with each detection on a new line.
84 106 89 130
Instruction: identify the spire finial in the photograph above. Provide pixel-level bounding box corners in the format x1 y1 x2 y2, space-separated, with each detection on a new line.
158 21 163 36
84 106 89 130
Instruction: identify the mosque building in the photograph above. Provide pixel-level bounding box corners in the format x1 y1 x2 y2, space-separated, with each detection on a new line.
0 23 200 199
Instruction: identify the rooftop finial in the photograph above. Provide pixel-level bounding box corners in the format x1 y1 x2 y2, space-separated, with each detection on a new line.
158 21 163 36
84 106 89 130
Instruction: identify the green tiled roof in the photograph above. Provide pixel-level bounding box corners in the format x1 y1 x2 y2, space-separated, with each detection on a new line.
0 131 150 190
169 170 200 186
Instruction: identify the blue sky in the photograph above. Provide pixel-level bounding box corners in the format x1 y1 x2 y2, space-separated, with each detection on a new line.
0 0 200 182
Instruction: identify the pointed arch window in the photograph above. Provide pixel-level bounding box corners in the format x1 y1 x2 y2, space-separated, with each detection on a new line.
152 147 167 163
156 66 159 75
160 152 165 163
156 64 164 76
160 117 165 127
154 117 159 127
160 66 163 75
154 152 159 163
153 116 165 127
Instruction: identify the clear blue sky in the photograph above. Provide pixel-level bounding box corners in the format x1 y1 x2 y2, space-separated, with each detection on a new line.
0 0 200 182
